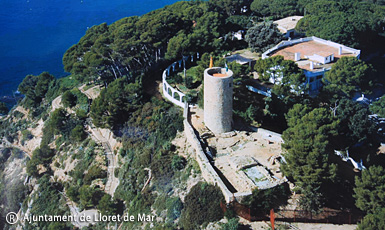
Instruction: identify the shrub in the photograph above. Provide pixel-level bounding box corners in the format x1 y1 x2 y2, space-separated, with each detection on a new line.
242 183 291 215
97 193 118 215
358 208 385 230
71 125 87 142
79 185 103 208
166 197 183 222
171 155 186 171
83 165 107 185
66 185 80 203
21 130 33 141
180 182 225 230
62 90 77 108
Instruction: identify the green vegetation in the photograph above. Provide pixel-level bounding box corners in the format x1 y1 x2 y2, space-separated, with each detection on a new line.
296 0 385 49
78 185 103 209
0 102 8 115
90 78 142 129
25 175 71 230
220 218 240 230
242 184 291 214
62 1 250 86
245 21 283 53
322 57 374 100
282 105 338 212
166 196 184 222
358 208 385 230
26 144 55 177
2 0 385 228
370 95 385 117
255 55 306 96
18 72 55 108
354 165 385 214
180 182 225 230
61 90 77 108
250 0 298 18
97 193 118 215
332 98 375 149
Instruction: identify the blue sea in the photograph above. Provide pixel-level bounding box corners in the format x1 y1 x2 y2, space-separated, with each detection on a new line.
0 0 180 99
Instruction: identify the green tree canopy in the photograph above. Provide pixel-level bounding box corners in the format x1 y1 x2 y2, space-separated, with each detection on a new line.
322 57 373 101
296 0 385 49
332 98 376 149
370 95 385 117
61 90 77 108
90 78 142 129
250 0 298 18
97 194 118 215
282 105 338 212
242 184 290 214
210 0 252 16
354 165 385 214
63 1 231 85
358 208 385 230
255 55 306 96
245 21 283 53
180 182 225 230
18 72 55 107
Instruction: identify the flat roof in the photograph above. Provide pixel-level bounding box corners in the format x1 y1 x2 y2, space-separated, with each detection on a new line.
271 40 358 71
273 16 303 33
315 51 334 57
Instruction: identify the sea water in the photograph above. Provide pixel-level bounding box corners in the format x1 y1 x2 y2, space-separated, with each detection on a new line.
0 0 179 99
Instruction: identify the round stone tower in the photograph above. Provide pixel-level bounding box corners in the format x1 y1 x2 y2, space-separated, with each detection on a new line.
204 67 233 134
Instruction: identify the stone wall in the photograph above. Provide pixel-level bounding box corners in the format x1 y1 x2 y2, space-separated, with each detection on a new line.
183 119 234 203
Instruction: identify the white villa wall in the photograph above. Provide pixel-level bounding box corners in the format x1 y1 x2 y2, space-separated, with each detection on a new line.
262 36 360 60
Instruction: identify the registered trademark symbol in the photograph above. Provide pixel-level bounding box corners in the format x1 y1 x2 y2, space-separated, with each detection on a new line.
6 212 18 225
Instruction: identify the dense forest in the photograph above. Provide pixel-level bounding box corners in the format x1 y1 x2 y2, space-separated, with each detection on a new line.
1 0 385 229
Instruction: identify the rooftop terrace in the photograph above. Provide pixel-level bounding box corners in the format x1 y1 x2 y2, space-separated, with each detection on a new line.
264 37 361 71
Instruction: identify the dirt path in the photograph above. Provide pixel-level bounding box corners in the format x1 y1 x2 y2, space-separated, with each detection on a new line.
141 168 152 192
2 138 32 158
102 141 120 196
51 95 62 111
79 84 101 100
87 127 120 196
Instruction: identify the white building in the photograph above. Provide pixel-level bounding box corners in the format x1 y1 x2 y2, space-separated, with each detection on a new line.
262 36 361 94
273 16 304 38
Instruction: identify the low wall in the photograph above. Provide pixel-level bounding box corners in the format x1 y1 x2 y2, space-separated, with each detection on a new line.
262 36 361 59
183 119 234 203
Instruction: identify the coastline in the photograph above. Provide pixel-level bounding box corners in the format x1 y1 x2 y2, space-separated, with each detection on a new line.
0 0 180 100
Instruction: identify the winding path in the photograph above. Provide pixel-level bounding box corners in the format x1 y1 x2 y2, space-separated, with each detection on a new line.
79 84 120 197
141 168 152 192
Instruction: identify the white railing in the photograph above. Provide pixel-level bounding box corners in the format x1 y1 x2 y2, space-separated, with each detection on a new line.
162 54 199 108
